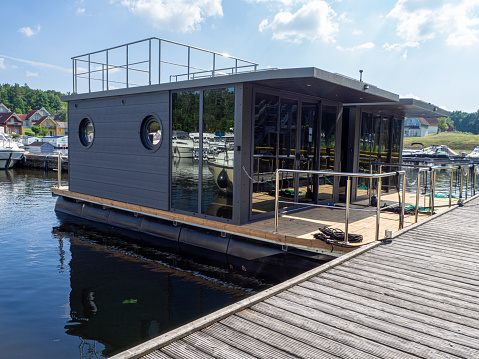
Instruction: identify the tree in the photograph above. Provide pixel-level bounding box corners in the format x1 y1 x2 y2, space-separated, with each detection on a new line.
438 117 447 132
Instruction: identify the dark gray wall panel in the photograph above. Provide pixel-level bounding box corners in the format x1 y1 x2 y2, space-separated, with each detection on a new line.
71 180 168 210
68 91 170 210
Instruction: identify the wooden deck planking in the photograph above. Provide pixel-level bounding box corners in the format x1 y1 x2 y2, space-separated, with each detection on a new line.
111 195 479 359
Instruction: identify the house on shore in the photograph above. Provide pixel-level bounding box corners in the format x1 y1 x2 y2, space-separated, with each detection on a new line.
0 104 24 135
404 117 440 137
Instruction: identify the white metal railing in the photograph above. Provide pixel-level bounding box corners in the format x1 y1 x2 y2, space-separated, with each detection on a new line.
273 169 406 244
72 37 259 94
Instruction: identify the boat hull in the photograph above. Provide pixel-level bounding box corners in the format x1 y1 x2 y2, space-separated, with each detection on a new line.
208 161 234 194
0 149 24 170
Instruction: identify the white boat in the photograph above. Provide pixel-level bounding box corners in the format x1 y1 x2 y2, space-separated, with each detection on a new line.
468 146 479 158
0 133 25 169
172 131 194 158
208 150 234 193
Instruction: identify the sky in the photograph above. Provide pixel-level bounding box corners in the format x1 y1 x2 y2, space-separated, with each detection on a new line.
1 0 478 113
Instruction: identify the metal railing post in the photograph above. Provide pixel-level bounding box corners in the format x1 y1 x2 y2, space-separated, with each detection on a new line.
106 50 109 91
345 177 351 244
274 170 280 234
474 165 477 196
57 153 61 188
88 54 91 93
449 170 453 207
149 38 152 86
187 46 191 80
415 170 421 223
459 166 464 203
466 166 470 200
431 169 436 215
212 53 215 77
158 39 161 84
126 44 129 88
72 59 75 93
375 177 382 241
401 172 406 229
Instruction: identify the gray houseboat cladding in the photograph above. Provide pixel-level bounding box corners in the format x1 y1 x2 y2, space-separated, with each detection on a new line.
58 38 449 260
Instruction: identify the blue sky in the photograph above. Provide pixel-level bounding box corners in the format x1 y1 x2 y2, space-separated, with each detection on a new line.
1 0 478 112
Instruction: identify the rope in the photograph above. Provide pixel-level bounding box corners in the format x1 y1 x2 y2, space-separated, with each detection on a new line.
313 226 363 245
242 166 258 182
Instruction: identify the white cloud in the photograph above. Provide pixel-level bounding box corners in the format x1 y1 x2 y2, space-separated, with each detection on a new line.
77 8 86 15
0 58 6 70
26 71 39 77
259 1 339 43
402 50 408 59
336 42 375 51
352 29 362 36
0 55 71 73
18 25 41 37
383 41 419 51
387 0 479 47
118 0 223 32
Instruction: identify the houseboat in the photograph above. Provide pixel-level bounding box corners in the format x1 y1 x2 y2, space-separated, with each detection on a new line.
52 38 449 263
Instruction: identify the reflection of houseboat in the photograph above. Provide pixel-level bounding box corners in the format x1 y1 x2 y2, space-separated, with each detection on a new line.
53 38 449 262
0 133 25 169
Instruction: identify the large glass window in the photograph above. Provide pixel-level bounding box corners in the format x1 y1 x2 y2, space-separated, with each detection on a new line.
319 105 337 201
252 93 279 216
202 88 235 219
171 91 200 212
297 103 317 203
171 89 235 220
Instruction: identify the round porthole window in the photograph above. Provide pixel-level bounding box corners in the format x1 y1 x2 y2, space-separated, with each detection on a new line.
140 115 163 151
79 118 94 148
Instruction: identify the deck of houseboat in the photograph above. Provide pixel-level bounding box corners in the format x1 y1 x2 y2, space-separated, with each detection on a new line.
51 184 457 257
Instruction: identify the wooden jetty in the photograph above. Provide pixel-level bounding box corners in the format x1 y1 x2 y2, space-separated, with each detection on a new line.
112 195 479 359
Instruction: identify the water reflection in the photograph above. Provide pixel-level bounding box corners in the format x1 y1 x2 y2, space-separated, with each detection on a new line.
53 215 318 357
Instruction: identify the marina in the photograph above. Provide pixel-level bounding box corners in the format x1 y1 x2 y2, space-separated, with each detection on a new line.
113 193 479 359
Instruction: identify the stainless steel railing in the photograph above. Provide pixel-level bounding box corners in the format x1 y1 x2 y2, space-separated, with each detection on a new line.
72 37 259 94
273 169 406 244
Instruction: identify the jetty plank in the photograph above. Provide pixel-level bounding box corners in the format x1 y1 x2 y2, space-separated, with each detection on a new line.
103 196 479 359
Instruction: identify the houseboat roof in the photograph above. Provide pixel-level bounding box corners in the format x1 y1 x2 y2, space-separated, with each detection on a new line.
63 67 399 105
345 98 450 118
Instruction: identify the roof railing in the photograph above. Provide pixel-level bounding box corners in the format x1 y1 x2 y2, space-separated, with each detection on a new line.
71 37 259 94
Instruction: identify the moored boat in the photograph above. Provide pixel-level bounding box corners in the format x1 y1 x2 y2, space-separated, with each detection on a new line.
0 133 25 169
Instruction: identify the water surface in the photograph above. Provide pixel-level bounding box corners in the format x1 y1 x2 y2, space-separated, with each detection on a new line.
0 168 311 358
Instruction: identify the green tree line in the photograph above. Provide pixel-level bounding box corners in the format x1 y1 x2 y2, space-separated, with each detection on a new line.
449 110 479 134
0 83 67 121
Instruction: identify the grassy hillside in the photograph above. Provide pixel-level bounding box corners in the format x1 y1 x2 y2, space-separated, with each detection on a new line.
403 132 479 154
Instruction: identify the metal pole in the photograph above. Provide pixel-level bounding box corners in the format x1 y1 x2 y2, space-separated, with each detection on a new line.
212 53 215 77
235 59 238 74
369 165 373 205
159 39 161 84
345 177 351 244
375 177 382 241
88 54 91 93
102 64 104 92
449 170 453 207
57 153 61 188
415 170 421 223
460 166 464 201
401 172 406 229
428 170 432 213
72 59 75 93
126 44 129 88
149 39 152 86
187 46 190 80
274 170 280 233
106 50 109 91
474 165 477 196
431 170 435 215
466 166 470 200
